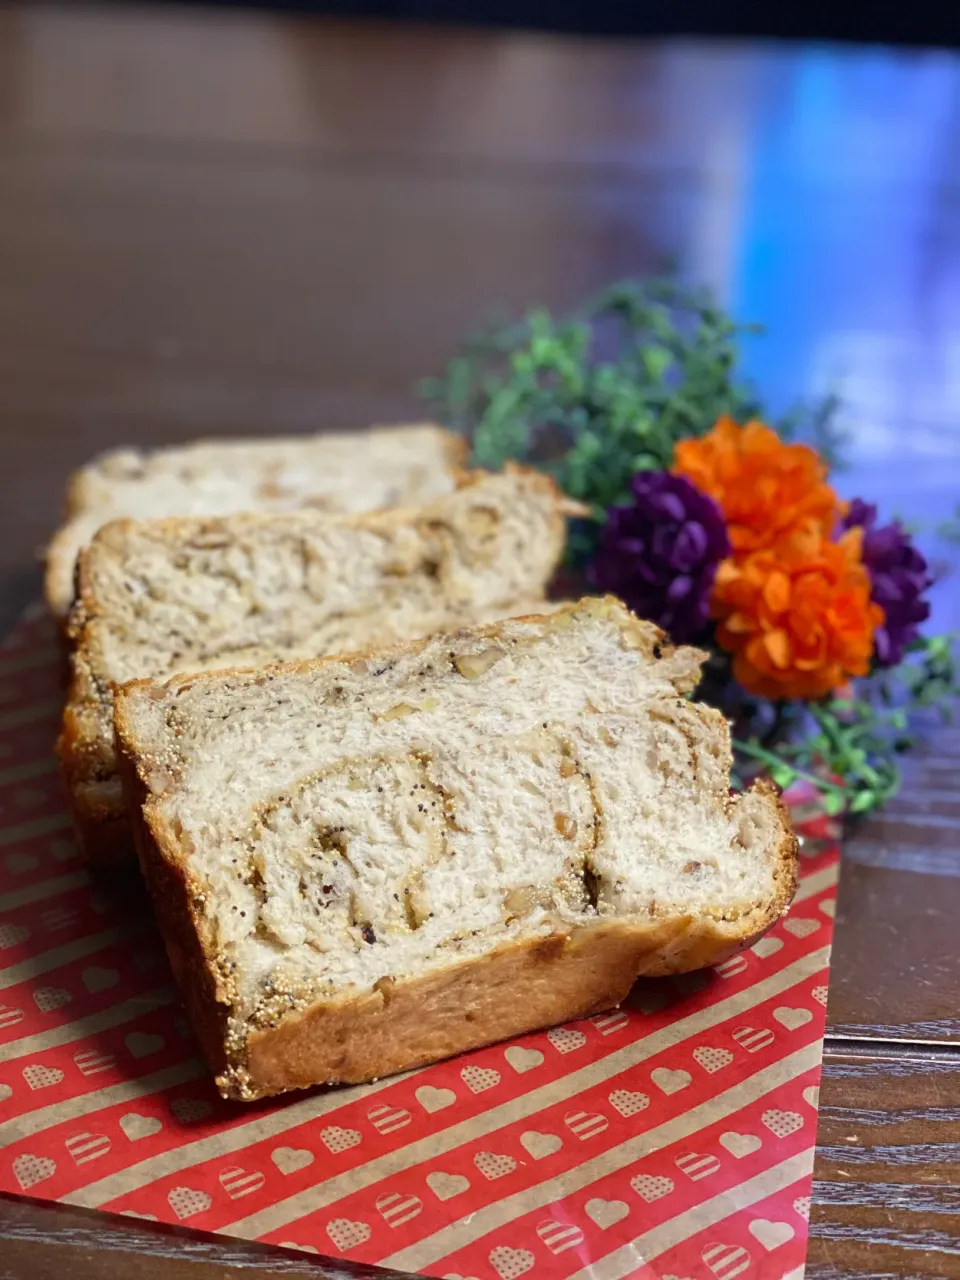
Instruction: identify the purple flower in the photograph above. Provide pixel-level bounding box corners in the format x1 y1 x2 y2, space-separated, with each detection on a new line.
842 499 932 666
590 471 730 642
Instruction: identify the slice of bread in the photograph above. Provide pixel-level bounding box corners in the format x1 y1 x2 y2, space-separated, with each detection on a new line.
46 423 466 619
60 466 575 866
114 596 798 1101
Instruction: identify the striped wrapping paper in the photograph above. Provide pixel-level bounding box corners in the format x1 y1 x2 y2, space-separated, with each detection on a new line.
0 602 838 1279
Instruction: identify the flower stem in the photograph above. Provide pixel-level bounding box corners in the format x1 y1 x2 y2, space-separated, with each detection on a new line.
731 736 848 798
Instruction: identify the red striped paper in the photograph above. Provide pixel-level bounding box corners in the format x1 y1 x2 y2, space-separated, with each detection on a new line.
0 604 837 1279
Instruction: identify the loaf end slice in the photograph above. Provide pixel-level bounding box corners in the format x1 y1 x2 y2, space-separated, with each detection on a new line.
115 596 798 1100
60 465 576 865
46 422 467 619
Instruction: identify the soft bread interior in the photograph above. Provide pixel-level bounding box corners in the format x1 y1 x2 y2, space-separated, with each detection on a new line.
75 468 567 686
48 423 463 617
63 468 570 842
118 598 793 1036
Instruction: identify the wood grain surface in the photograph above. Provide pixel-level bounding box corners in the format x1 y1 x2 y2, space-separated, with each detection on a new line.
0 4 958 1276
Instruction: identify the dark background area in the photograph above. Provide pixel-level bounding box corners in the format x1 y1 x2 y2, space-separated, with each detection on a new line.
198 0 960 46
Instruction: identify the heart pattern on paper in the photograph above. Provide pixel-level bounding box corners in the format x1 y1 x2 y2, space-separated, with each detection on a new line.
520 1130 562 1159
591 1010 629 1034
320 1126 361 1154
548 1027 587 1054
0 1005 24 1030
0 923 29 949
416 1085 456 1113
693 1046 734 1074
33 986 71 1012
376 1192 423 1227
751 936 783 958
367 1103 411 1134
719 1131 762 1158
675 1151 722 1181
585 1197 629 1229
74 1048 116 1077
0 1084 12 1101
474 1151 516 1180
564 1110 608 1140
536 1220 585 1256
326 1218 371 1251
461 1065 499 1093
630 1173 674 1202
774 1006 813 1031
279 1243 319 1254
803 1085 821 1108
125 1032 164 1058
820 898 836 918
65 1132 111 1165
651 1067 691 1095
749 1219 795 1250
272 1146 314 1174
733 1025 775 1053
427 1171 470 1200
22 1063 63 1090
812 984 829 1006
219 1166 266 1200
762 1108 804 1139
489 1246 535 1280
167 1186 212 1220
609 1089 650 1117
120 1113 163 1141
714 954 748 979
82 967 120 993
170 1097 212 1124
702 1243 751 1276
504 1046 543 1073
13 1154 56 1189
793 1195 811 1220
783 917 819 939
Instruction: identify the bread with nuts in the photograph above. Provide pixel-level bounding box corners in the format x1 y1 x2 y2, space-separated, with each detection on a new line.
46 423 467 620
114 596 798 1101
60 465 576 865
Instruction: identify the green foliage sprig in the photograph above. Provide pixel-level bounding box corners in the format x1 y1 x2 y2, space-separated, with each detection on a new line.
421 278 845 564
421 277 956 822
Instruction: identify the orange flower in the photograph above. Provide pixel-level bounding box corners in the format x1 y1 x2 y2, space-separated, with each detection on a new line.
712 524 884 701
674 416 841 553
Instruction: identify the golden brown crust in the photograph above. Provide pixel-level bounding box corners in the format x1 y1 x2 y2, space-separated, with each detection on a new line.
117 750 231 1076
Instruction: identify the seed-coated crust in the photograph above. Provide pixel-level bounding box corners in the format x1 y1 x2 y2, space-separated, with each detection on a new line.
59 464 580 866
115 598 798 1102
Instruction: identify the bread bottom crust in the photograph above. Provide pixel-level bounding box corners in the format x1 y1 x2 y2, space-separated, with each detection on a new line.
236 913 767 1101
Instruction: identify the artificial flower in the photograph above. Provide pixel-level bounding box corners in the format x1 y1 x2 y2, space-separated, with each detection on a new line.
590 471 730 642
841 499 931 666
674 416 840 553
712 523 884 700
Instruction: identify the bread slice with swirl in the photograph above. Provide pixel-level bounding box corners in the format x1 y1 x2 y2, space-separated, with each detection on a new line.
114 596 798 1101
46 423 466 620
60 465 573 866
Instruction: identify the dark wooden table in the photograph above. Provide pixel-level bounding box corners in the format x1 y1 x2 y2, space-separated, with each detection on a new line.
1 5 959 1276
